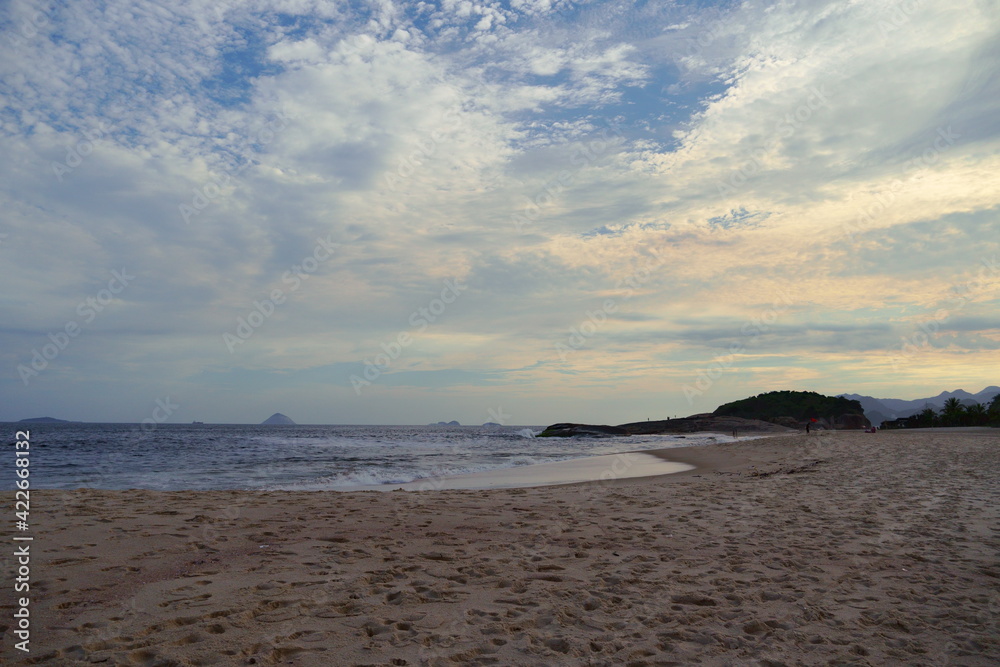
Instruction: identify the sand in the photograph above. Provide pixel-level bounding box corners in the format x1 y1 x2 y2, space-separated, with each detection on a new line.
5 430 999 665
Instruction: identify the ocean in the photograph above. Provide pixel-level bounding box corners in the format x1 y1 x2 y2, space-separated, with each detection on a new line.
5 423 733 491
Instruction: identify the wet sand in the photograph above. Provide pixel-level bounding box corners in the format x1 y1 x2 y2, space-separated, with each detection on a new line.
363 451 695 491
5 430 999 665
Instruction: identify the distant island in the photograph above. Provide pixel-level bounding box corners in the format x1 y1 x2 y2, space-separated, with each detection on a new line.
18 417 74 423
261 413 296 425
540 390 870 437
430 421 461 426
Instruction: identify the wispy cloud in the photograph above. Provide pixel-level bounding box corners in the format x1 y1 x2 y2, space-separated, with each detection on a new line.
1 0 998 423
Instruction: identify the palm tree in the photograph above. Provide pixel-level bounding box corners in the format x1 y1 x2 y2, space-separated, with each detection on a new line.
941 397 965 426
964 403 988 426
914 407 938 427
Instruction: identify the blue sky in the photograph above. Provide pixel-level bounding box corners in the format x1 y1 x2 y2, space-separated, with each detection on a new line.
1 0 998 425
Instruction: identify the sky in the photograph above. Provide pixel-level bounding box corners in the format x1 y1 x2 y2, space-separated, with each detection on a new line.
1 0 998 426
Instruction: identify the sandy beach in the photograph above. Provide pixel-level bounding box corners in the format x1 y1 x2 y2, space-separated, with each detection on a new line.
6 430 999 665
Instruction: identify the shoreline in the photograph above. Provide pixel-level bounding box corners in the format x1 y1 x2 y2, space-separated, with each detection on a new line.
10 431 999 665
640 432 801 478
355 452 695 491
553 431 802 489
357 431 774 491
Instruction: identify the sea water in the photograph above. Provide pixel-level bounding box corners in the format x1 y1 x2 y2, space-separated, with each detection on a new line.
4 423 733 491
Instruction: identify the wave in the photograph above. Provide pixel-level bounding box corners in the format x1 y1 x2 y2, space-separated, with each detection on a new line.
264 453 577 491
265 463 504 491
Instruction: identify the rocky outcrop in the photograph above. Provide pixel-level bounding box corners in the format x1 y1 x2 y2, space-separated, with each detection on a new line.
540 402 868 438
539 415 796 437
834 413 870 430
617 414 795 435
537 423 630 438
803 415 871 430
771 416 800 429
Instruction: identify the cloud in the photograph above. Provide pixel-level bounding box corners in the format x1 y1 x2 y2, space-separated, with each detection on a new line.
0 0 998 424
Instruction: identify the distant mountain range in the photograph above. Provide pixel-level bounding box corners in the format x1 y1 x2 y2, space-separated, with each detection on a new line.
839 387 1000 426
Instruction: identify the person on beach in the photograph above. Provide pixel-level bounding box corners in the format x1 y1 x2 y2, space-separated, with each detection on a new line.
806 422 810 434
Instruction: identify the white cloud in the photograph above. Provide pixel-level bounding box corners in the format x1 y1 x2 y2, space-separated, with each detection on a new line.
1 0 998 423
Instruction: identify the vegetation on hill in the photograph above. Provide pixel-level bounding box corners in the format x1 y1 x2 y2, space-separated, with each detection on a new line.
714 391 865 422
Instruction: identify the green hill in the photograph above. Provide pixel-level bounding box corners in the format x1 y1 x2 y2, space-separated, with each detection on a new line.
714 391 865 422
